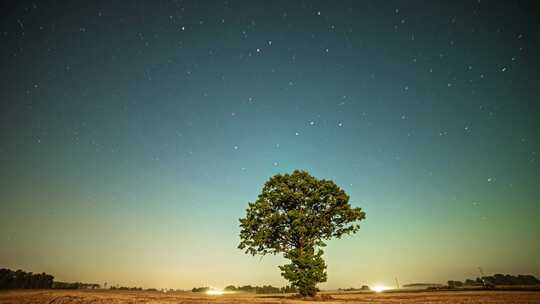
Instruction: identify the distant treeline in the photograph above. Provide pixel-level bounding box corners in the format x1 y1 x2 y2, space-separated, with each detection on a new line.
228 285 297 294
53 282 100 289
338 286 370 291
0 269 54 289
110 286 143 291
1 268 101 290
0 268 161 292
448 274 540 287
403 283 443 288
192 285 297 294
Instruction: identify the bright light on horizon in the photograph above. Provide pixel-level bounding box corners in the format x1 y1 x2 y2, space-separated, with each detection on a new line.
372 285 390 293
206 289 225 296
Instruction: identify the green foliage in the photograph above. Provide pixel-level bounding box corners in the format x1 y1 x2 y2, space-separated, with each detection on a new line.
238 170 366 296
279 247 326 296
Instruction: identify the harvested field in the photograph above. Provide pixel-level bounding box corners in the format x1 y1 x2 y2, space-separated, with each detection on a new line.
1 290 540 304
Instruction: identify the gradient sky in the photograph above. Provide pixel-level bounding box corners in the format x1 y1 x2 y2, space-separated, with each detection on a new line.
1 0 539 290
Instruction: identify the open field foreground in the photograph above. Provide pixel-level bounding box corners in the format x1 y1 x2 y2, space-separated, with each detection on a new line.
1 290 540 304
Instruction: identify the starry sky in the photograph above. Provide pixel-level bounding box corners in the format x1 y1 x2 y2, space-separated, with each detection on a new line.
1 0 539 290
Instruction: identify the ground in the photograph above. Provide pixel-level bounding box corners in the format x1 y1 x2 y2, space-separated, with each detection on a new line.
1 290 540 304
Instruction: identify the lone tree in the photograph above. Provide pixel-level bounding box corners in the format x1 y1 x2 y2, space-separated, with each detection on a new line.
238 170 366 296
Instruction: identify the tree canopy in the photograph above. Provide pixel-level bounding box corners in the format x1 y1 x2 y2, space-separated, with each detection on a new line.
0 268 54 289
238 170 366 296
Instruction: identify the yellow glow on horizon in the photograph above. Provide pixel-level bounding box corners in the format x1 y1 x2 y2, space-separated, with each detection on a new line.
372 285 390 293
206 289 225 296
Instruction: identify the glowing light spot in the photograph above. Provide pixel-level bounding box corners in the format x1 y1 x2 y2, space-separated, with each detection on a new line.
206 289 224 296
372 285 390 293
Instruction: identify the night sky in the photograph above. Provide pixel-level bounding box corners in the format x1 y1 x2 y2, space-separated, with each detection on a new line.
1 0 539 289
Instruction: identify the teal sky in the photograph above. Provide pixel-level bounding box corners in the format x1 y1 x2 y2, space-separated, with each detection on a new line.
1 0 539 289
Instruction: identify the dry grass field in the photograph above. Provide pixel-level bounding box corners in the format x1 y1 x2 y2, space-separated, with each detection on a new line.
1 290 540 304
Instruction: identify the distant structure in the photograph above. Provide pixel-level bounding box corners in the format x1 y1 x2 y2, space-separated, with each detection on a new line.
395 277 400 289
478 267 486 286
478 266 495 288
